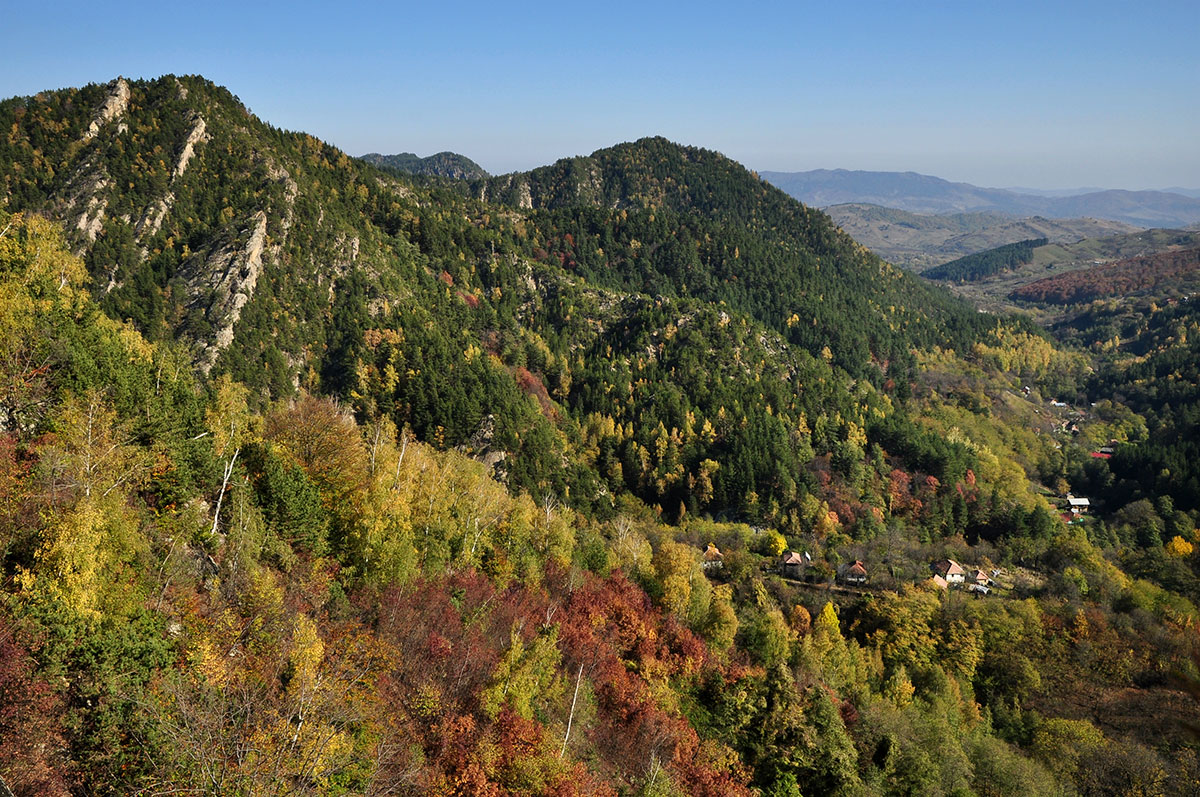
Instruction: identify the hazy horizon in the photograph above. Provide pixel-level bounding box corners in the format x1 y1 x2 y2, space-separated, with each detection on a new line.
3 0 1197 191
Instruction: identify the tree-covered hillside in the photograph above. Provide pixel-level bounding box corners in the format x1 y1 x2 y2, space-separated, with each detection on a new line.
4 212 1199 796
1012 247 1200 304
0 77 1048 527
923 238 1048 282
480 137 1023 376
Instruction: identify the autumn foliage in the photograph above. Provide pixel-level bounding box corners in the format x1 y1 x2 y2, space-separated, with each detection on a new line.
1011 246 1200 304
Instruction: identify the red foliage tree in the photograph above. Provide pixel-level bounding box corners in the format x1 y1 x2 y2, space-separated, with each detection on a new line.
0 615 69 796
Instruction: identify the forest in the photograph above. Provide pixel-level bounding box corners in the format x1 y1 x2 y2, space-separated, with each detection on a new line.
1 76 1199 796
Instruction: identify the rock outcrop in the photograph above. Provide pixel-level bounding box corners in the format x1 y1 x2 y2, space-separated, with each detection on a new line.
174 116 208 179
186 212 269 373
83 78 130 141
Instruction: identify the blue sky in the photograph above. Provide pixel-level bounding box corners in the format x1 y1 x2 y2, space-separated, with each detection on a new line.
3 1 1197 188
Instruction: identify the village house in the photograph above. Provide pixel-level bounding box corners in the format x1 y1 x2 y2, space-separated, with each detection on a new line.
780 551 806 579
972 569 993 587
1066 495 1091 515
930 574 949 590
932 559 965 584
702 543 724 571
839 560 868 586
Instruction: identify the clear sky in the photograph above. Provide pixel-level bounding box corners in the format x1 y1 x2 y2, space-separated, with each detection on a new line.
3 1 1198 189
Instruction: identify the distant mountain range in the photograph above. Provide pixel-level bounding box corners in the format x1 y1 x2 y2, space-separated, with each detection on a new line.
760 169 1200 228
823 203 1137 271
360 150 489 180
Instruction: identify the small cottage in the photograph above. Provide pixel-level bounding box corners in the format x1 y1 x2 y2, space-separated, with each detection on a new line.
972 569 993 587
1066 495 1091 515
702 543 724 571
932 559 965 584
780 551 806 579
839 560 868 586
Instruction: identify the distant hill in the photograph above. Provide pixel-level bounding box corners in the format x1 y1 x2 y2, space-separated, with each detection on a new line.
923 238 1047 282
919 227 1200 317
360 150 489 180
761 169 1200 228
824 203 1137 270
1011 247 1200 304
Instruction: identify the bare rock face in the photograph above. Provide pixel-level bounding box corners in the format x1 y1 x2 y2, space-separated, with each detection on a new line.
269 161 300 237
174 116 208 178
185 212 269 373
57 79 135 256
135 193 173 242
129 114 211 262
458 413 507 471
83 78 130 141
73 179 110 243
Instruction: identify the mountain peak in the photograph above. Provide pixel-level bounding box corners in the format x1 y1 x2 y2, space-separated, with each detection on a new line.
360 150 488 181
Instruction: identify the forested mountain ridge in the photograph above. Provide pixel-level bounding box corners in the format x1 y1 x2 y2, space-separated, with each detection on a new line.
924 238 1048 283
3 76 1200 795
6 208 1198 796
359 150 489 181
478 137 1021 375
0 76 1045 524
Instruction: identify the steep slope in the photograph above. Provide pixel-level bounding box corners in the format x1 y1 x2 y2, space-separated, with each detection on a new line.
3 76 367 381
0 76 588 499
5 78 1200 797
10 210 1199 797
360 150 489 180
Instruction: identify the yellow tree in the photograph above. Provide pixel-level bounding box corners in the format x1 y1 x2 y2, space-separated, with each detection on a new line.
653 538 700 619
21 390 148 620
205 374 253 537
0 214 89 433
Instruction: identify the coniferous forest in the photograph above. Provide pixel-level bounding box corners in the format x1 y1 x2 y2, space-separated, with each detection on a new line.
1 76 1199 796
